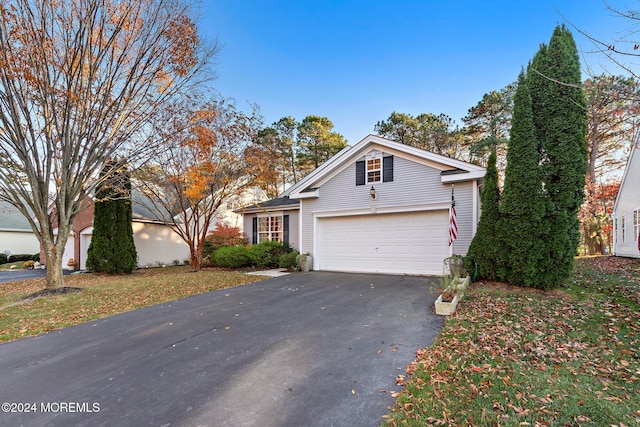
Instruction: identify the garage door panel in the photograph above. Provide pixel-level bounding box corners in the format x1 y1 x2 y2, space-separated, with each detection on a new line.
316 211 448 275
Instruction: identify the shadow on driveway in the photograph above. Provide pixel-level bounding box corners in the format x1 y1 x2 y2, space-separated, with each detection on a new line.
0 271 444 427
0 269 73 283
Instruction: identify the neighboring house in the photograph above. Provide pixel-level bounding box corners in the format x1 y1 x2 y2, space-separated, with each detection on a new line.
49 184 268 271
238 135 486 275
612 137 640 258
0 200 40 255
206 186 268 232
44 195 190 270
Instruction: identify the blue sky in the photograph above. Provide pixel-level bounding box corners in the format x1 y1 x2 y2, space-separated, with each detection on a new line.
200 1 629 143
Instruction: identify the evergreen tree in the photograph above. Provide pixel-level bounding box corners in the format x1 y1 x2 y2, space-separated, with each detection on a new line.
296 115 347 177
86 162 137 273
467 148 501 280
528 25 588 287
499 70 546 288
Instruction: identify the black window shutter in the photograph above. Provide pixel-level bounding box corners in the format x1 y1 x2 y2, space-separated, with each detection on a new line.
283 215 289 245
252 217 258 244
383 156 394 182
356 160 365 186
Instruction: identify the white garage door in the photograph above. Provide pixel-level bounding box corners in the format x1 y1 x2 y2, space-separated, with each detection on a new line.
61 236 74 270
316 210 449 275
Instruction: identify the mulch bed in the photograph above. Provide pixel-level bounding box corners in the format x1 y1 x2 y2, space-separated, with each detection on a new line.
25 287 83 300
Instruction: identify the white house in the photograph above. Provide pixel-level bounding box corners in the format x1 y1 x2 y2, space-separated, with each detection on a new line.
612 137 640 258
239 135 486 275
0 200 40 255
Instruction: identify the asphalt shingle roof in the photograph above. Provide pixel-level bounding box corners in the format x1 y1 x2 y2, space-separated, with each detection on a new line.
236 196 299 213
0 200 34 231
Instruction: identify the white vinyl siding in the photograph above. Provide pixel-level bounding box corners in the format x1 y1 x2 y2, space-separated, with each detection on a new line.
242 210 301 251
131 222 190 267
613 142 640 258
0 230 40 254
299 154 476 259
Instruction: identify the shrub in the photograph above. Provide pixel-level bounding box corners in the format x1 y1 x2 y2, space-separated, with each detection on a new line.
23 260 35 269
0 254 6 264
249 241 290 268
279 251 299 270
8 254 37 262
203 223 249 261
213 246 251 268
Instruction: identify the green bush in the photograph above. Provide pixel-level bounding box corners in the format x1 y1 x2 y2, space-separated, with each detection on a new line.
278 251 299 270
203 223 249 261
8 254 38 262
0 254 6 264
213 246 251 269
249 241 289 268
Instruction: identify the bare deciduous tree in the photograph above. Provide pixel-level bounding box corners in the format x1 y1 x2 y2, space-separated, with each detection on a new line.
133 95 262 271
0 0 216 288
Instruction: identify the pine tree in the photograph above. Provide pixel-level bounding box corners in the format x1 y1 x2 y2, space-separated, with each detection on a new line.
467 148 501 280
86 162 137 273
499 70 546 288
528 25 588 287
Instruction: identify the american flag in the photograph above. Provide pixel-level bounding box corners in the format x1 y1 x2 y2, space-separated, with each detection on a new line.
448 186 457 246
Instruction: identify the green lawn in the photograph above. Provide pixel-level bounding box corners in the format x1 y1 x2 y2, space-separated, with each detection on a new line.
384 256 640 427
0 261 27 270
0 267 266 343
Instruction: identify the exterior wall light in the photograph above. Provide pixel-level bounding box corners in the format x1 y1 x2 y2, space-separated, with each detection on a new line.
370 186 377 200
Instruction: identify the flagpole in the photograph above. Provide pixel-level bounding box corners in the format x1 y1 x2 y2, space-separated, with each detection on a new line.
448 183 457 256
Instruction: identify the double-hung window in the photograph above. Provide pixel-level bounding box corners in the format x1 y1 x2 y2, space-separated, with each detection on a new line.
367 157 381 183
356 154 393 186
258 216 282 243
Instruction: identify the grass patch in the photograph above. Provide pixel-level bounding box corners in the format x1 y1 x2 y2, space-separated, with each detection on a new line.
384 256 640 426
0 266 266 343
0 261 27 270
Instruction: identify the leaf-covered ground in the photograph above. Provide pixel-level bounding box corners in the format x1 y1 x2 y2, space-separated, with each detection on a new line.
0 267 266 343
385 256 640 427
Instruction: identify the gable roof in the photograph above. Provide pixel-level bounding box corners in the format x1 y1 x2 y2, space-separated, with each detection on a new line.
613 134 640 215
234 196 299 214
0 199 34 231
283 134 485 199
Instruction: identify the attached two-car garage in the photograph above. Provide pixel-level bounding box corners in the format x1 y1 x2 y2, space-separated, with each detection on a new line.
315 210 449 276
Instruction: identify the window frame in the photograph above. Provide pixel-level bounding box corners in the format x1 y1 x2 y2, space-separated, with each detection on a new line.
257 215 282 243
366 157 381 183
634 208 639 242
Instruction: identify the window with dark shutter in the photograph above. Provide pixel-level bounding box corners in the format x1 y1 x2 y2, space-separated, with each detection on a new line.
356 161 365 186
283 215 289 245
252 217 258 244
383 155 394 182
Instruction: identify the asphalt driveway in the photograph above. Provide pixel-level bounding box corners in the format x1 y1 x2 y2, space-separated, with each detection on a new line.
0 268 72 283
0 272 443 427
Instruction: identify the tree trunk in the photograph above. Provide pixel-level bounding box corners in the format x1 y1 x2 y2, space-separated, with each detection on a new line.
43 240 65 289
189 244 202 272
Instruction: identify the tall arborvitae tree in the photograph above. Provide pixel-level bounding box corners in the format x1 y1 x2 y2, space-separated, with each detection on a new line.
499 70 547 288
86 162 137 274
467 148 501 280
528 25 588 287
